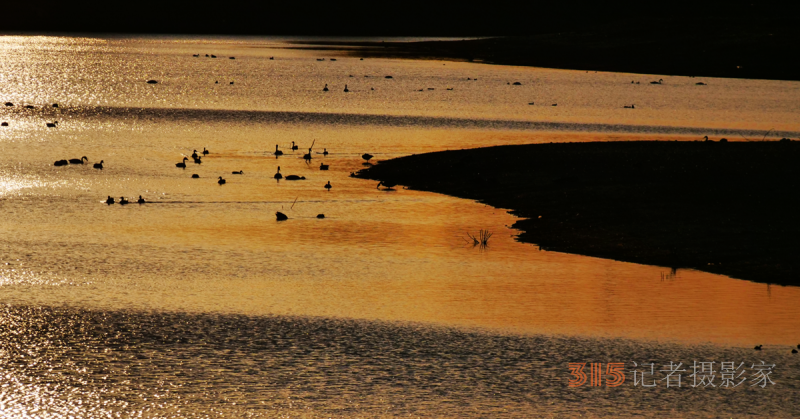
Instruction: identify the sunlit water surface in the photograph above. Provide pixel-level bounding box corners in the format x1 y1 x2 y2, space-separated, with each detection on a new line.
0 35 799 417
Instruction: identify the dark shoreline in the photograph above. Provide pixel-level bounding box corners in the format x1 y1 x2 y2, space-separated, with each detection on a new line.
290 16 800 81
355 141 800 286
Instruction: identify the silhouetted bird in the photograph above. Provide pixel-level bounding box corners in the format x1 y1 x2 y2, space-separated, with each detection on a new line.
303 148 312 163
792 349 798 354
377 180 397 190
0 122 7 126
322 148 328 156
119 196 129 205
754 345 762 351
46 121 58 128
137 195 145 204
650 79 663 85
93 160 103 169
106 196 115 205
285 175 305 180
218 176 226 185
146 80 158 84
202 147 209 155
176 157 188 168
274 145 283 156
696 82 707 85
319 163 329 170
324 181 332 191
362 153 373 161
194 156 202 164
191 174 200 178
4 102 13 106
192 150 198 159
274 166 282 180
232 170 243 174
344 84 349 92
317 214 325 219
276 212 288 221
323 84 329 92
54 160 68 166
291 141 298 150
69 156 88 164
623 105 635 109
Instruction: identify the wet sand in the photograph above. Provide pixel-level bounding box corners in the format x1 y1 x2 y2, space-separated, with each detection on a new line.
356 140 800 286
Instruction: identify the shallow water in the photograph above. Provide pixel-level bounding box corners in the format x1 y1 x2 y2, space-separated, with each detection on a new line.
0 35 799 417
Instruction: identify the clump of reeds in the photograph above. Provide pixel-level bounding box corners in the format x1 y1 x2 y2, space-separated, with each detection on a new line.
465 229 493 248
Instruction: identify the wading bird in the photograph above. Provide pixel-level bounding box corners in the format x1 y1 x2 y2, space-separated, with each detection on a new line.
362 153 373 162
377 180 397 190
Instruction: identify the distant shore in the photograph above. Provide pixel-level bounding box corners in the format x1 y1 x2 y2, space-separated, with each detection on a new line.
355 141 800 286
290 18 800 81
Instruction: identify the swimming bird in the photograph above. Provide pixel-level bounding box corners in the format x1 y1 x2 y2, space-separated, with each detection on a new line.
274 166 283 180
191 174 200 178
323 84 329 92
4 102 12 106
344 84 349 92
276 212 288 221
754 345 762 351
69 156 88 164
623 105 635 109
696 82 707 85
274 145 283 156
218 176 226 185
119 196 129 205
320 163 329 170
93 160 104 169
291 141 298 150
377 180 397 190
317 214 325 219
146 80 158 84
285 175 306 180
792 349 798 354
137 195 145 204
176 157 188 168
303 148 312 163
362 153 373 162
232 170 243 174
322 148 328 156
324 181 332 191
202 147 209 155
1 122 7 126
194 156 202 164
191 150 198 159
46 121 58 128
650 79 663 85
54 160 68 166
106 196 115 205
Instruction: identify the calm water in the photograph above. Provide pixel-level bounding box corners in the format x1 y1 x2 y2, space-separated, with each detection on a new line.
1 35 799 417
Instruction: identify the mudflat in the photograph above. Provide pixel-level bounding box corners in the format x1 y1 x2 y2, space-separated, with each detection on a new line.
356 140 800 286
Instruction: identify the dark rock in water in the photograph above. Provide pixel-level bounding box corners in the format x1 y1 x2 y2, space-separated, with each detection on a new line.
719 138 728 143
229 57 235 59
779 138 793 142
512 81 522 85
191 174 200 178
317 214 325 219
276 212 288 221
146 80 158 84
385 75 393 79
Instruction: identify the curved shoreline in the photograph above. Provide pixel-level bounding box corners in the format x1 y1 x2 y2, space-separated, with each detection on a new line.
355 141 800 286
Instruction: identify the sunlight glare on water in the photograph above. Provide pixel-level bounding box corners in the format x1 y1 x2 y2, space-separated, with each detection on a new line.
0 35 799 417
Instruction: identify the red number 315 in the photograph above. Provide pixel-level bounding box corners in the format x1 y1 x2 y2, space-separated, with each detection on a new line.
568 363 625 387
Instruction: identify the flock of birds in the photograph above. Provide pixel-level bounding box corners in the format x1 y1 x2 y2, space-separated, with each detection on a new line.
49 137 392 219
